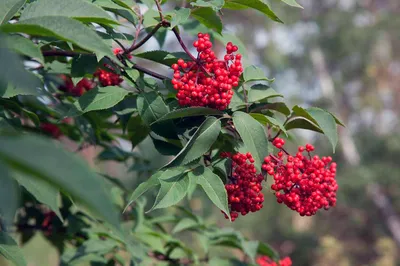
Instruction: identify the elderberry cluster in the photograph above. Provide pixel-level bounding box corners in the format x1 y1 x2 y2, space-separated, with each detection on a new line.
221 152 264 221
262 138 338 216
256 256 292 266
171 33 243 110
94 65 123 87
58 75 95 97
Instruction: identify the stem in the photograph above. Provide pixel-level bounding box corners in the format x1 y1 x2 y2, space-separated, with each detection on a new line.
42 50 83 57
154 0 164 21
125 22 162 53
132 64 168 80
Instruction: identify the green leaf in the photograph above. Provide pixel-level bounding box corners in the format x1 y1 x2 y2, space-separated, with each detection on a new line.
172 218 199 234
166 116 221 167
257 242 279 261
224 0 283 23
248 84 282 102
285 117 323 133
0 162 19 231
134 50 190 67
0 41 41 97
1 16 116 60
191 166 230 220
137 91 177 139
0 232 26 266
5 35 44 64
71 54 98 77
232 111 269 172
127 114 151 148
291 106 338 152
0 0 25 25
137 91 170 125
66 87 129 117
280 0 303 8
20 0 118 25
191 7 222 34
152 107 223 124
242 240 259 263
243 65 274 83
250 113 287 136
187 172 197 200
13 172 63 221
254 102 290 116
0 134 120 230
191 0 225 11
168 8 190 29
124 172 161 212
306 107 338 152
148 172 190 212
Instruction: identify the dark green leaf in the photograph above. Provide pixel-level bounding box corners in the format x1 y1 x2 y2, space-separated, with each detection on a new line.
20 0 118 25
152 138 182 156
134 50 190 67
166 116 221 167
253 102 290 116
124 172 161 212
191 166 230 220
97 146 139 162
66 87 129 117
223 0 283 23
232 111 269 171
127 114 151 148
257 242 280 261
168 8 190 29
285 117 323 133
306 107 338 152
191 0 225 11
0 0 25 25
1 16 116 60
148 172 190 212
242 240 258 263
137 91 170 125
0 232 26 266
191 7 222 34
13 172 63 221
0 134 120 230
280 0 303 8
71 54 98 77
250 113 287 135
5 35 44 64
0 41 41 97
243 65 274 83
0 162 19 231
152 107 223 124
248 84 282 102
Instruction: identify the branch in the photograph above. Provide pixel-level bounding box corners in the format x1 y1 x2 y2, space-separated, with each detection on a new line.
132 64 168 80
154 0 164 21
148 251 208 265
125 22 163 53
42 50 83 57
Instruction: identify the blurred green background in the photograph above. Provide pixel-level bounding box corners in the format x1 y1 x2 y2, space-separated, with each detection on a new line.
17 0 400 265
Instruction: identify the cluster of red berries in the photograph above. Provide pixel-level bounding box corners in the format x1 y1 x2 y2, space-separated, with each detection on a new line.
256 256 292 266
171 33 243 110
221 152 264 221
40 123 62 138
262 138 338 216
94 65 123 87
58 75 95 97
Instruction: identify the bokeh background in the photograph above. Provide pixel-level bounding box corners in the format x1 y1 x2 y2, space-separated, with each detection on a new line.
20 0 400 265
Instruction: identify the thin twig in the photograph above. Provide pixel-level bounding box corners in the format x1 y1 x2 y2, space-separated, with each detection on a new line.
154 0 164 21
125 22 163 53
132 64 168 80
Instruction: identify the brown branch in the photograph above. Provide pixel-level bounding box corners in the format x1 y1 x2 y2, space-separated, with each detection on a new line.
42 50 83 57
132 64 168 80
154 0 164 21
125 22 163 53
